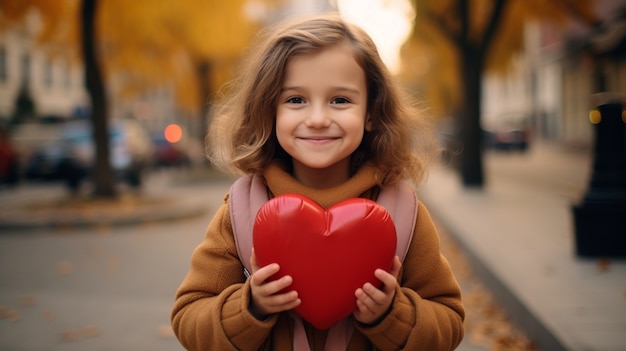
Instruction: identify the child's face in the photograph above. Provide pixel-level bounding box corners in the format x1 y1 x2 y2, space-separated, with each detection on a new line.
276 43 371 186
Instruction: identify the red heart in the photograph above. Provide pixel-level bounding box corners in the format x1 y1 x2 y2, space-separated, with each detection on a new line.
253 194 397 330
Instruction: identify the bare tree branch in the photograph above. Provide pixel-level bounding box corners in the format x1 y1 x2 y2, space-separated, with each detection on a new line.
557 0 600 27
459 0 469 48
480 0 508 55
424 7 464 48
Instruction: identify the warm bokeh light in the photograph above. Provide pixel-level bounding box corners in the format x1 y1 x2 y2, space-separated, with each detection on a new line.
164 123 183 143
589 109 602 124
337 0 414 74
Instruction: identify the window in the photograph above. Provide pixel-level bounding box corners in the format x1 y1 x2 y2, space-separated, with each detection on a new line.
0 46 7 82
44 58 53 88
62 59 71 90
21 54 30 86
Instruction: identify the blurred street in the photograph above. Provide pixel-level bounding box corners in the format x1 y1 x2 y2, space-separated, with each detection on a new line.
0 166 517 351
0 170 233 351
0 168 498 351
420 142 626 351
0 142 624 351
1 0 625 350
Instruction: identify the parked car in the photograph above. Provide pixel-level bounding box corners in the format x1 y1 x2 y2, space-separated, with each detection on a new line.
151 133 191 168
24 119 153 190
483 114 532 151
0 125 19 187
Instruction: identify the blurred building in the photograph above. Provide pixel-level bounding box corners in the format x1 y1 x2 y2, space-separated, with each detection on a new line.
560 0 626 146
0 9 87 125
109 0 337 140
483 0 626 149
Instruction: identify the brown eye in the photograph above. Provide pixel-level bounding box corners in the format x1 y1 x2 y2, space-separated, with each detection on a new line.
331 97 350 104
286 97 305 104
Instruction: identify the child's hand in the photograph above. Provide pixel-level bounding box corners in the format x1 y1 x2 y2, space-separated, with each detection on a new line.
353 256 402 325
248 249 301 320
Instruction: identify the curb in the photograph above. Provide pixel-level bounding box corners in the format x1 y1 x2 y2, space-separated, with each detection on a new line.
427 205 569 351
0 198 210 231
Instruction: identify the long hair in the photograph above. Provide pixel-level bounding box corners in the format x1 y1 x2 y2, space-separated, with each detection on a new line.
207 13 438 186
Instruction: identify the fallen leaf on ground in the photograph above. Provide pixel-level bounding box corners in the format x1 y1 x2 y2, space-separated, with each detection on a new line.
18 294 38 307
158 324 176 338
59 325 100 342
41 308 55 321
57 260 74 276
596 258 611 272
438 222 540 351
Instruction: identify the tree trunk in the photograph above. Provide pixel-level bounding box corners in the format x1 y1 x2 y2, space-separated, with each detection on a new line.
458 48 485 187
196 59 212 142
447 0 507 189
81 0 116 198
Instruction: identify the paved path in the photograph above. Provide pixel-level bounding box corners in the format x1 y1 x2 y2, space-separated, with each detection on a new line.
0 169 495 351
2 143 624 350
0 171 233 351
419 143 626 351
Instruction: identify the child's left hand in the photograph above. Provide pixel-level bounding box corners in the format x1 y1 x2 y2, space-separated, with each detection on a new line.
353 256 402 325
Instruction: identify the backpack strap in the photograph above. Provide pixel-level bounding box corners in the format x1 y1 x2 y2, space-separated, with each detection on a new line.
376 180 418 261
229 174 418 273
229 174 266 276
228 174 418 351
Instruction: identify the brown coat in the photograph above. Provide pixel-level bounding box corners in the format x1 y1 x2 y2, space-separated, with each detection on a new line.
171 162 465 350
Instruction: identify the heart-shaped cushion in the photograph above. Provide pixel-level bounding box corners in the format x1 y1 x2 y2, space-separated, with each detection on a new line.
253 193 397 330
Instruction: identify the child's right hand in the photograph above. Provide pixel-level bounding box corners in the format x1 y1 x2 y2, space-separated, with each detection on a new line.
248 249 301 320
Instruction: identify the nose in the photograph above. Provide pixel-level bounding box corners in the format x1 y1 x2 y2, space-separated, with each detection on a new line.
305 104 331 128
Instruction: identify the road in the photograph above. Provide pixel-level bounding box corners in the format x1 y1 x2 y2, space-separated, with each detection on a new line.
0 168 540 350
0 171 227 351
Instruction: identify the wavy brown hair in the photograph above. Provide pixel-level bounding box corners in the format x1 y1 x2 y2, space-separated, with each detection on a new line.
207 13 438 186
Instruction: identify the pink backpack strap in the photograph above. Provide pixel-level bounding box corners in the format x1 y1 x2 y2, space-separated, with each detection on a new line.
229 174 268 276
376 181 418 261
230 176 417 267
229 175 418 351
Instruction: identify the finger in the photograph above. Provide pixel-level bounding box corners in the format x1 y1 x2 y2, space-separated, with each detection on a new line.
389 256 402 278
354 289 384 324
355 289 375 313
250 273 298 316
250 263 280 287
261 298 302 315
361 282 387 305
375 268 398 294
252 289 301 316
355 296 372 314
356 283 386 310
262 274 295 294
255 285 301 314
264 290 301 309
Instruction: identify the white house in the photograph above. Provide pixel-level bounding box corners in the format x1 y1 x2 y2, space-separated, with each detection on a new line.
0 9 87 124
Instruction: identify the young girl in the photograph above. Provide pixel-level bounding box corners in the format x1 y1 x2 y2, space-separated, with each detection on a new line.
171 14 464 351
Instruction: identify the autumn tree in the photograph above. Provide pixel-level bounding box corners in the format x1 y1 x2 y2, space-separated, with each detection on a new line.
1 0 271 198
82 0 116 197
0 0 80 125
96 0 270 139
0 0 118 197
92 0 271 194
404 0 596 187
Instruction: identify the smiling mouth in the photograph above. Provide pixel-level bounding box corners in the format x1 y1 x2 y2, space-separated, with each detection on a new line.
299 137 339 144
300 136 339 140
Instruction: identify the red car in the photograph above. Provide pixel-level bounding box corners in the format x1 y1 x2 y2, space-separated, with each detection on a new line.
0 125 19 186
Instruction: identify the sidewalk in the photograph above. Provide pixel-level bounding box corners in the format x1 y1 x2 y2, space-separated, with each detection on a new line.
1 145 624 351
0 168 231 231
418 143 626 351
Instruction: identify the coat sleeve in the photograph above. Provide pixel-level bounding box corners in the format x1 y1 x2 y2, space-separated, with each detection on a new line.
170 201 279 350
356 201 465 350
